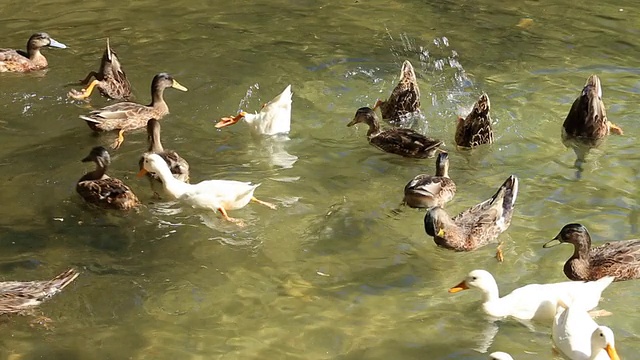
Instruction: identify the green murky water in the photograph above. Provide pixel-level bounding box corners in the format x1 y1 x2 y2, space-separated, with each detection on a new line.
0 0 639 359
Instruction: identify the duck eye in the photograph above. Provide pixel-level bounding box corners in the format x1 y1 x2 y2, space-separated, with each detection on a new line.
472 277 477 281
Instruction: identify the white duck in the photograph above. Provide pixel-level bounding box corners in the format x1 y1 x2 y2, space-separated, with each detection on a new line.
215 84 292 135
138 153 276 225
448 270 614 321
489 352 514 360
552 297 621 360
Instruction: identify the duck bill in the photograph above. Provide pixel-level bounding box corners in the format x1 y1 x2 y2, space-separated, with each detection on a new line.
605 343 620 360
448 280 469 293
171 79 188 92
543 237 562 248
215 112 245 128
346 117 358 127
136 168 148 178
48 38 67 49
81 156 92 163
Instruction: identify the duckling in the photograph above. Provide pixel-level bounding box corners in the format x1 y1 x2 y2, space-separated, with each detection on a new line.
424 175 518 261
68 38 132 101
216 85 292 135
403 151 456 208
0 268 79 315
139 119 190 197
455 93 494 148
77 146 140 210
347 107 443 158
544 223 640 282
373 60 421 125
562 75 623 173
138 154 276 226
79 73 187 149
0 33 66 72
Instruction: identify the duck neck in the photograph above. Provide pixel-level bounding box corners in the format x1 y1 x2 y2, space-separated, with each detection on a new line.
80 161 108 182
479 280 500 303
365 116 381 137
150 85 168 112
152 163 188 199
148 125 164 153
436 162 449 178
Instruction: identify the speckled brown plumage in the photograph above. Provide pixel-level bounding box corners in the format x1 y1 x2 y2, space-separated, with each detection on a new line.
0 33 66 72
403 152 456 208
0 268 79 315
348 107 443 158
77 146 140 210
424 175 518 252
455 93 493 148
374 60 421 125
544 223 640 282
68 38 132 101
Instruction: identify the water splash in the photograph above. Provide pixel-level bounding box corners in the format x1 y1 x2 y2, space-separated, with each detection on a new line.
237 83 260 111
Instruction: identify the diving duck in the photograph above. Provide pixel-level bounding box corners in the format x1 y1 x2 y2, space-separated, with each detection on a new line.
373 60 421 125
0 268 79 315
77 146 140 210
0 32 67 72
562 75 623 172
79 73 187 149
68 38 132 101
402 151 456 208
552 297 621 360
489 352 514 360
347 107 443 158
138 153 276 226
424 175 518 261
448 269 614 322
139 119 190 197
544 223 640 282
215 84 292 136
455 93 494 148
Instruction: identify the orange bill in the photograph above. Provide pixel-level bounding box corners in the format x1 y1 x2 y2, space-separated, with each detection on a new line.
448 280 469 293
605 344 620 360
136 168 148 177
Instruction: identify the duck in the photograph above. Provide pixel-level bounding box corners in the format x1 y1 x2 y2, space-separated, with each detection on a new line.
347 107 443 158
138 153 276 226
77 146 140 210
562 75 623 172
552 297 621 360
79 73 187 149
0 268 79 315
402 151 456 208
544 223 640 282
448 269 614 322
68 38 132 101
489 352 514 360
138 119 190 197
215 84 292 136
423 175 518 261
455 93 494 148
372 60 421 125
0 32 67 72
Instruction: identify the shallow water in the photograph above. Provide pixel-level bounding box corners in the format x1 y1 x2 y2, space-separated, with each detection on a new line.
0 0 639 359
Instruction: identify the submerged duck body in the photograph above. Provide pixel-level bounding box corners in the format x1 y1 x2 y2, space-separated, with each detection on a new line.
0 32 67 73
348 107 443 158
0 268 79 315
373 60 421 126
544 223 640 282
69 38 132 101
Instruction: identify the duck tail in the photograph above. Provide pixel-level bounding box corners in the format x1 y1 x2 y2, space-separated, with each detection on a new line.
400 60 417 82
43 268 80 298
79 115 101 124
497 175 518 213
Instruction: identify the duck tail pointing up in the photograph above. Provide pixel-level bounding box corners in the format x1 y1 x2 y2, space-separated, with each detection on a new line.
499 175 518 212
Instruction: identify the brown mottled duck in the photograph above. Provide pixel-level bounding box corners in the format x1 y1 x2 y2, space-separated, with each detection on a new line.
373 60 421 125
403 151 456 208
79 73 187 149
0 268 78 315
0 33 66 72
348 107 443 158
68 38 132 101
77 146 140 210
544 223 640 282
455 93 494 148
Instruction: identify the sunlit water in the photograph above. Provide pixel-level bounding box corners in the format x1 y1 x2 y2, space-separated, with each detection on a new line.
0 0 639 359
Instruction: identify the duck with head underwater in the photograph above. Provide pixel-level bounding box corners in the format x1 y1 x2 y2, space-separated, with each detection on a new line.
68 38 132 101
79 72 187 149
348 107 443 158
372 60 421 126
455 93 494 148
0 32 67 72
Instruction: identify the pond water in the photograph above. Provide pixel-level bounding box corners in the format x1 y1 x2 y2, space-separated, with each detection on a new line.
0 0 639 359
